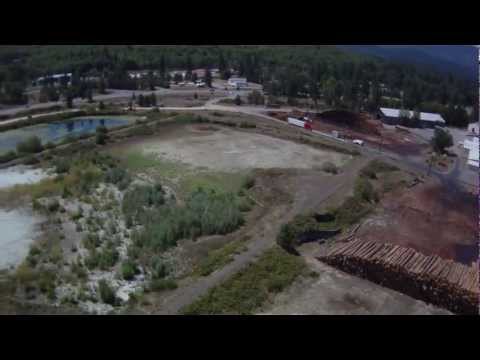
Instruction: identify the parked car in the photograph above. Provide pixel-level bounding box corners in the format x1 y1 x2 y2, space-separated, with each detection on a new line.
353 139 364 146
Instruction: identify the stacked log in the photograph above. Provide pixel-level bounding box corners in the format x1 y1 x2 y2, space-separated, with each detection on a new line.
319 239 479 315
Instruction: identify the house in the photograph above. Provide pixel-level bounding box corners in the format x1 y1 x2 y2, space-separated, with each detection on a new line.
378 108 446 128
228 77 248 89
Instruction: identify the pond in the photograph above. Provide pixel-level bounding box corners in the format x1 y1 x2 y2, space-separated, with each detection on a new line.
0 116 135 155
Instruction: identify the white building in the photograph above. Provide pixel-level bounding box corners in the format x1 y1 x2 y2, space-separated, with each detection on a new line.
468 123 479 135
228 77 248 89
378 108 446 128
33 73 72 86
463 136 479 168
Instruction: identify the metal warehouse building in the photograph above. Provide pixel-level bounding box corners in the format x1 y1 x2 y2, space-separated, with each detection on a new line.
378 107 446 128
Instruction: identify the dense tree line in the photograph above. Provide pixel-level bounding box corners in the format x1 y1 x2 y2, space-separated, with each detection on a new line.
0 45 475 126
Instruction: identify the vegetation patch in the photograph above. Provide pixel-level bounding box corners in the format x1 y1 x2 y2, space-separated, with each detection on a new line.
181 247 306 315
193 237 249 277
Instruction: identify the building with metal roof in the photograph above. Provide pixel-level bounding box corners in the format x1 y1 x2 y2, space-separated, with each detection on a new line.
378 107 446 128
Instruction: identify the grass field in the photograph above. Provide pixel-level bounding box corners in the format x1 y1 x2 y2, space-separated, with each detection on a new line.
117 149 250 198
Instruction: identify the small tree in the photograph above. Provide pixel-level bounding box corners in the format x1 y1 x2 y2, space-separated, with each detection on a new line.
66 93 73 109
431 128 453 154
150 93 157 107
98 101 105 110
234 95 242 106
87 89 94 103
205 69 212 88
276 223 297 254
98 76 107 94
98 280 116 306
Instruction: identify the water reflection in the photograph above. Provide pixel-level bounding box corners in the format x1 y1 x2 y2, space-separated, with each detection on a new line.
0 117 132 154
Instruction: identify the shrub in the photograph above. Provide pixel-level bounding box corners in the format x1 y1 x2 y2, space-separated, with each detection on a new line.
234 95 242 106
239 121 257 129
96 132 108 145
354 177 378 203
242 175 255 190
121 261 138 281
151 257 168 279
431 128 453 154
44 141 56 150
54 159 70 174
23 155 40 165
96 125 108 134
98 279 116 306
47 200 60 213
105 167 131 190
16 136 44 154
322 162 338 175
0 150 17 164
276 223 298 253
150 279 178 292
334 196 371 226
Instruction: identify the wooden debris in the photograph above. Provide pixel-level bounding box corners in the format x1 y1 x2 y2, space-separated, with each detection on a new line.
319 239 479 315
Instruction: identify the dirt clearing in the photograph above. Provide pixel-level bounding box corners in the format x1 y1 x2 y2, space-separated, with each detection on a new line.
134 125 351 172
356 180 478 265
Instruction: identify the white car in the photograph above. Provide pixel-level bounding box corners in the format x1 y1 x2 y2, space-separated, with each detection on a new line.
353 139 364 146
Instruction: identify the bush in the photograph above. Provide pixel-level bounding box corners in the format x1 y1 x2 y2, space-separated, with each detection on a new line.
151 257 168 279
431 128 453 154
239 121 257 129
44 142 56 150
96 132 108 145
105 167 131 190
181 247 305 315
54 159 70 174
360 160 398 179
23 155 40 165
98 280 117 306
96 125 108 134
47 200 60 213
0 150 17 164
322 162 338 174
150 279 178 292
16 136 44 154
242 175 255 190
354 177 378 203
121 261 138 281
334 196 371 226
234 95 242 106
276 223 298 253
132 189 245 252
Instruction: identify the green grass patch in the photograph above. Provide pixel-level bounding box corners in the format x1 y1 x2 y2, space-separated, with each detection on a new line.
181 247 306 315
193 237 249 277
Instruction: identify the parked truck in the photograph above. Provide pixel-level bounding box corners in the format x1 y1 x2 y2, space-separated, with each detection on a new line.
288 117 312 131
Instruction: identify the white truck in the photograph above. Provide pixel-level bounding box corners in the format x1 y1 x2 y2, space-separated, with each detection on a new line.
288 117 312 131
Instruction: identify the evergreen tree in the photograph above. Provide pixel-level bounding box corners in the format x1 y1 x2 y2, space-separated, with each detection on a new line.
205 69 212 88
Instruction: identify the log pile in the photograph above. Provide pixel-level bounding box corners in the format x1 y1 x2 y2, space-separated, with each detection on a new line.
319 239 479 315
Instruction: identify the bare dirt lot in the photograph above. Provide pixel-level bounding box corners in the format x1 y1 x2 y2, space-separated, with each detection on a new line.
355 180 478 265
135 124 352 172
261 257 451 315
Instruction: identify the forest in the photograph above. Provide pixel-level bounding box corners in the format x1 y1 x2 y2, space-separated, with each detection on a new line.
0 45 476 127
